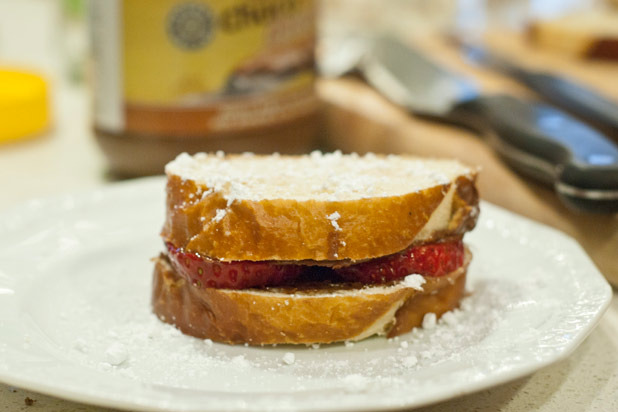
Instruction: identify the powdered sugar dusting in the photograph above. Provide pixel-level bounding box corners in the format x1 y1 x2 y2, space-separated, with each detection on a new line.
402 355 417 368
231 355 249 368
165 151 471 202
282 352 295 365
401 274 426 291
103 342 128 366
73 338 88 353
327 212 342 231
422 313 437 329
211 209 227 223
342 374 370 392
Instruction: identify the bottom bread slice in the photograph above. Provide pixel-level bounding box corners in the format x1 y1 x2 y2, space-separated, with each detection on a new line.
151 250 470 345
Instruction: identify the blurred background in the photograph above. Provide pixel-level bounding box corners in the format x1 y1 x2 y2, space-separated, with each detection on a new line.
0 0 617 286
1 0 617 172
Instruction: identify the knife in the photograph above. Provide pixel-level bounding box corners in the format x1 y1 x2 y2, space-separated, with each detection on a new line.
358 35 618 213
458 41 618 137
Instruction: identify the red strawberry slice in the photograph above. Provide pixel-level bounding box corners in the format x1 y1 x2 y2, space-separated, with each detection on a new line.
336 240 464 284
165 243 303 289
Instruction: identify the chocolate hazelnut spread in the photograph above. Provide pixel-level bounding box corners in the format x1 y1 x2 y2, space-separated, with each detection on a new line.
90 0 319 176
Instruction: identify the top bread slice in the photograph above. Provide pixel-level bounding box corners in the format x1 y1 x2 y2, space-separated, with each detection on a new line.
162 151 479 262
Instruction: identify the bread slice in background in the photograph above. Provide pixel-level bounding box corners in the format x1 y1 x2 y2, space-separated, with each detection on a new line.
529 11 618 59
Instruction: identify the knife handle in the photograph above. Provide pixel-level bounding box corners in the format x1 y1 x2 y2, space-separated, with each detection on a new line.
512 72 618 135
449 94 618 213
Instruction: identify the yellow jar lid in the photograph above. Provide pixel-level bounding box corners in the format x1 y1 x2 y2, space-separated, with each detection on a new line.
0 69 50 143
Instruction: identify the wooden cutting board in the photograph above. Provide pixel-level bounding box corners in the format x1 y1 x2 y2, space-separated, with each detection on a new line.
318 32 618 286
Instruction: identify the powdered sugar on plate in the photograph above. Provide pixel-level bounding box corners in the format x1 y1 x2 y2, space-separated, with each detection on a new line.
282 352 295 365
103 342 129 366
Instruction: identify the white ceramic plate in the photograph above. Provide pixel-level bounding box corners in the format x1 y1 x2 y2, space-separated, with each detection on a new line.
0 178 611 412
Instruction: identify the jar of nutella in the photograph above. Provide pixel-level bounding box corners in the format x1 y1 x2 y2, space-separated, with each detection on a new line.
90 0 320 176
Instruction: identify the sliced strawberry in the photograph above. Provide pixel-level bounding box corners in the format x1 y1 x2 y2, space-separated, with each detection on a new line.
165 243 302 289
336 240 464 284
165 239 464 289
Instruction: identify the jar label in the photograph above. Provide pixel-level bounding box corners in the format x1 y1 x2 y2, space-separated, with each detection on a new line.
91 0 317 137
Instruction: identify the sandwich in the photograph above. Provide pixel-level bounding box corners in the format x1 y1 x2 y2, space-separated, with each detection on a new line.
152 151 479 345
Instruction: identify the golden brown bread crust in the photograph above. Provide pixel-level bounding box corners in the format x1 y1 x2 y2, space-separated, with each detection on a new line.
161 172 478 262
151 251 469 345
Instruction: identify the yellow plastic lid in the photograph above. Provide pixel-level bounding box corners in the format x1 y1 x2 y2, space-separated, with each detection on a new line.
0 68 50 143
